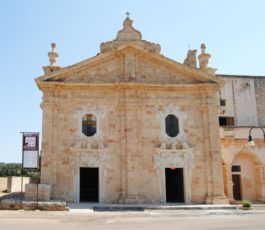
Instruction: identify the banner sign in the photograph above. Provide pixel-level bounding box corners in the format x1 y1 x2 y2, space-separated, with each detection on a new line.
22 133 39 169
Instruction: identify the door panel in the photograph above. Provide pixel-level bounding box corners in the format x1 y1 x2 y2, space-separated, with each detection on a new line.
165 168 184 202
232 174 242 200
80 167 99 202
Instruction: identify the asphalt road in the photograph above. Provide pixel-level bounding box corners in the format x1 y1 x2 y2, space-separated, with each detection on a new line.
1 209 265 230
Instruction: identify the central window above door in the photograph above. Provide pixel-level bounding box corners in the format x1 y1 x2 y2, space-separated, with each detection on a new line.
82 114 97 137
165 114 179 137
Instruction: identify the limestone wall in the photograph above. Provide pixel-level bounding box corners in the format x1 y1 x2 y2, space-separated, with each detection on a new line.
0 177 8 192
218 75 258 126
25 184 51 201
40 85 226 204
221 135 265 202
254 77 265 126
7 177 30 193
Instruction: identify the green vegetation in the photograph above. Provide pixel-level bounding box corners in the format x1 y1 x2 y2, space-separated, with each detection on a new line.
241 200 252 208
0 163 39 178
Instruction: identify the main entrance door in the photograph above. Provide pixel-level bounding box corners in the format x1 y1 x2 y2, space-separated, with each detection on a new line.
80 167 99 202
165 168 184 202
232 174 242 200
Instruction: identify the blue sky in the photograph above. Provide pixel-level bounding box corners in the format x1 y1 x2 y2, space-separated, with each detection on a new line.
1 0 265 163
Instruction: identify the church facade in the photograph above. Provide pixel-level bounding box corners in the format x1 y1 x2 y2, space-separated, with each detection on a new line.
36 16 265 204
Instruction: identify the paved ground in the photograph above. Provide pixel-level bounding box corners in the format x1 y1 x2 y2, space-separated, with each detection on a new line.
1 193 265 229
1 208 265 230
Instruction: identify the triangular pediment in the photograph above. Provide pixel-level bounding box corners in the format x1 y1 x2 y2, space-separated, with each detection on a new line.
35 44 220 88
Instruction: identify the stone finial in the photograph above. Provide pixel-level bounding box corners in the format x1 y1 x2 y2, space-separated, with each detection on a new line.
201 43 206 54
183 49 197 68
198 43 217 76
48 43 59 66
100 14 160 54
43 42 61 74
116 14 142 41
198 43 211 69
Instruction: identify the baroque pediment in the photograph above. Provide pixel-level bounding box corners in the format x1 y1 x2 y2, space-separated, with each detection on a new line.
36 15 222 90
36 44 220 89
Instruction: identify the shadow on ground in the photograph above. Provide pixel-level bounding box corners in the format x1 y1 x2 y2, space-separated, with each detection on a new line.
0 192 24 201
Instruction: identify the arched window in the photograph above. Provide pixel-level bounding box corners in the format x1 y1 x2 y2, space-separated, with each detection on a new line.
82 114 96 137
165 114 179 137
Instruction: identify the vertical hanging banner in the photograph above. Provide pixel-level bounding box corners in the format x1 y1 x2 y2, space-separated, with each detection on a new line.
22 133 39 169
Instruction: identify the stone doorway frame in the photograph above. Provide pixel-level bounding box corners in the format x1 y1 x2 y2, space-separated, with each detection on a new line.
154 148 194 204
70 148 109 203
223 150 264 202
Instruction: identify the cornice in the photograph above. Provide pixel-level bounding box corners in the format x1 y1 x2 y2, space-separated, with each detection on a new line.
138 52 217 84
221 138 265 148
35 53 116 84
38 82 220 93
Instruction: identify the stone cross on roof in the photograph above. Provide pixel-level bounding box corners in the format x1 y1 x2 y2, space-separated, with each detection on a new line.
116 14 142 41
100 15 161 54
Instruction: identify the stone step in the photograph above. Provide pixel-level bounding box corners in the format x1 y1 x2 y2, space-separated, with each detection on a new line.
69 204 238 211
94 206 145 211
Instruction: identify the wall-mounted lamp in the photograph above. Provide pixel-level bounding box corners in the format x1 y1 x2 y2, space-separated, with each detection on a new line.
247 127 265 147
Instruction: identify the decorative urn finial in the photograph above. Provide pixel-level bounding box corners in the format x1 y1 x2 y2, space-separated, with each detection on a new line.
48 43 59 66
198 43 217 76
43 42 61 74
198 43 211 69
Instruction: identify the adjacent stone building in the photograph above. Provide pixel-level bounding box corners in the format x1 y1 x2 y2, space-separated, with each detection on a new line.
218 75 265 202
35 16 265 204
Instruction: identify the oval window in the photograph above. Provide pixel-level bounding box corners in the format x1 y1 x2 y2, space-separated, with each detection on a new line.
165 114 179 137
82 114 96 137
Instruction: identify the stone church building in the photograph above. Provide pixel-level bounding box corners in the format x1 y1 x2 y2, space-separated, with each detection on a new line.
35 16 265 204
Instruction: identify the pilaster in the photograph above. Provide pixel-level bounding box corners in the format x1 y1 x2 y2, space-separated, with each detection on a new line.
203 92 229 204
223 164 233 201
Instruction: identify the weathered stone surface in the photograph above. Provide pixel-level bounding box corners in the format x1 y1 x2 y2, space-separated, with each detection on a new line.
0 199 68 211
0 177 8 192
255 77 265 126
7 177 30 193
25 184 51 201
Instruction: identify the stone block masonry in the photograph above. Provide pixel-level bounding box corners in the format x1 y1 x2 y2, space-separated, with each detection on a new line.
25 184 51 201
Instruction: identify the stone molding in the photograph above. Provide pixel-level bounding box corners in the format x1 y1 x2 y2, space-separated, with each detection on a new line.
221 138 265 148
70 148 110 203
153 146 194 203
159 105 187 146
38 82 220 93
74 106 106 149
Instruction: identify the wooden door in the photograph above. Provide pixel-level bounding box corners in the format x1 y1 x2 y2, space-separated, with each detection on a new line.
232 174 242 200
80 167 99 202
165 168 184 202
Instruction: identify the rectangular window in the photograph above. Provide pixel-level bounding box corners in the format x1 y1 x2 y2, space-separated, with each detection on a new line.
220 99 226 106
231 165 241 172
219 116 235 126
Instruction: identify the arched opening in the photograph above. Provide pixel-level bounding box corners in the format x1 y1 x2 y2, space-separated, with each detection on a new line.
231 152 262 201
